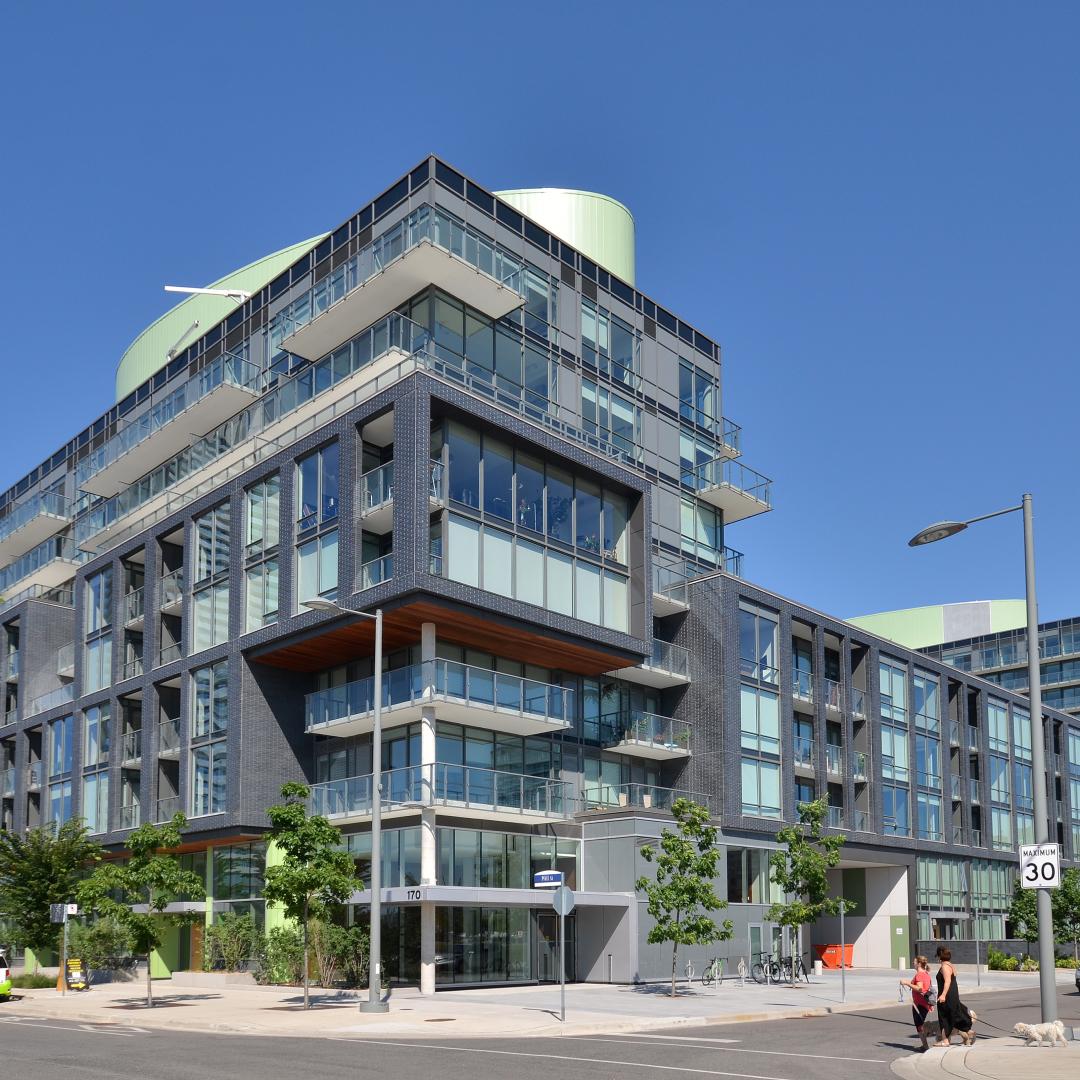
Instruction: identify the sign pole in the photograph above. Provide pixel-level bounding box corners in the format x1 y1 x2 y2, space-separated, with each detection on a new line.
840 901 846 1004
559 905 565 1023
61 911 68 997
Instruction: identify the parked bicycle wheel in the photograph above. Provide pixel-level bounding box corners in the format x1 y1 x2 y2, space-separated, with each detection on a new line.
750 961 767 984
767 959 782 982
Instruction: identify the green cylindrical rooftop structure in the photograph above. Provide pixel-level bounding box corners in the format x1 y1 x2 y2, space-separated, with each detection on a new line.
114 235 326 401
494 188 635 285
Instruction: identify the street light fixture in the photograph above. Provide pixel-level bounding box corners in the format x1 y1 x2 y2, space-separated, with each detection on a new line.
301 597 388 1014
908 493 1056 1023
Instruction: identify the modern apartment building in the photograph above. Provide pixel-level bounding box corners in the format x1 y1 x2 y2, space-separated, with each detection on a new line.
2 158 1077 987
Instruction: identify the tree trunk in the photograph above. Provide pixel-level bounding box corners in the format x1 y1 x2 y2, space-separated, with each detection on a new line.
146 951 153 1008
302 899 309 1010
671 942 678 999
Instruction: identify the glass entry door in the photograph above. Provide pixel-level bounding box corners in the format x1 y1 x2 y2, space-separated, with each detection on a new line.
535 911 575 982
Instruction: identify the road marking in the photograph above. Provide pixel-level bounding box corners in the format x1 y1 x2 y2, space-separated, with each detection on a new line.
344 1039 793 1079
610 1035 741 1044
0 1016 143 1036
572 1035 887 1063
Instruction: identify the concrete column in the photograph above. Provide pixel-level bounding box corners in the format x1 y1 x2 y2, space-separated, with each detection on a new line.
419 622 437 996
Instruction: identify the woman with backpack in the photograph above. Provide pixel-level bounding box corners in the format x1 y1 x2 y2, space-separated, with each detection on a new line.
900 955 935 1051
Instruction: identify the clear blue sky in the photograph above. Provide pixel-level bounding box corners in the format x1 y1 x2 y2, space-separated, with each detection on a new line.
1 2 1076 624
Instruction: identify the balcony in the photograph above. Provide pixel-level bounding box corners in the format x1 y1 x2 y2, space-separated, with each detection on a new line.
966 726 979 753
853 751 868 782
26 761 43 791
121 730 142 766
0 536 80 593
792 669 814 706
582 782 711 814
358 462 394 533
950 774 962 800
4 653 16 682
826 744 843 777
969 779 981 803
971 829 982 846
122 657 144 682
158 718 182 759
76 354 262 498
25 684 74 717
948 721 961 747
824 678 842 712
119 804 141 830
827 805 844 829
1 767 14 797
0 491 71 561
692 458 772 523
678 404 742 460
851 687 867 718
359 554 393 590
608 639 690 689
305 660 574 740
275 205 526 363
123 587 145 629
155 795 181 822
854 810 870 831
52 642 74 680
652 561 690 617
158 643 182 667
952 825 964 845
792 737 814 772
310 763 574 826
159 570 184 616
604 713 691 760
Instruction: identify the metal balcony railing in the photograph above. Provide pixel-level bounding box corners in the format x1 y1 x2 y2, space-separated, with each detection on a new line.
792 669 813 702
826 744 843 776
158 643 182 667
121 729 142 764
693 457 772 507
0 490 70 544
853 751 868 781
122 657 144 681
358 462 393 514
123 587 145 625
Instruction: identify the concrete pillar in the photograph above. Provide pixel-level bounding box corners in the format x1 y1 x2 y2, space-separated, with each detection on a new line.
419 622 437 996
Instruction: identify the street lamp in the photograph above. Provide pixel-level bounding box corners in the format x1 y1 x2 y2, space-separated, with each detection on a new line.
909 493 1056 1022
302 597 388 1013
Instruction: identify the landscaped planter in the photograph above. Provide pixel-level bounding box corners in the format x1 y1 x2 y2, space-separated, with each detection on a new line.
169 970 257 988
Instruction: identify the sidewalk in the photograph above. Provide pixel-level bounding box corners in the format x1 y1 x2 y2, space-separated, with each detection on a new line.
1 968 1065 1039
891 1036 1080 1080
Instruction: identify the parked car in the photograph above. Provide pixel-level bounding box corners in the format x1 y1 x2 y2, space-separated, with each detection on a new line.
0 953 11 1000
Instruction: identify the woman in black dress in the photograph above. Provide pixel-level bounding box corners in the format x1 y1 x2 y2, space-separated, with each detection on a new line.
934 946 973 1046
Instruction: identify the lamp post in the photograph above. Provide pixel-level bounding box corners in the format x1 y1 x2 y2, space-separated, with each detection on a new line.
909 493 1056 1022
303 598 388 1013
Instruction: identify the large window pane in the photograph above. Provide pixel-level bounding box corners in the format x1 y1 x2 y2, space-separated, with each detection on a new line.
546 551 573 616
483 439 513 521
602 571 628 632
574 561 601 625
447 515 480 587
515 453 544 534
448 423 481 508
515 540 544 607
483 527 513 596
546 467 573 544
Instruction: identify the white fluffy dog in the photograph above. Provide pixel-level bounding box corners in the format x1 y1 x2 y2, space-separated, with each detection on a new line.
1013 1020 1069 1047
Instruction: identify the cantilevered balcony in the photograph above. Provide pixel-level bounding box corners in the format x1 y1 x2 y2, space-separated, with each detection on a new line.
581 782 711 813
76 354 262 497
305 660 574 740
0 536 80 593
0 491 71 561
606 639 690 688
309 762 575 826
56 643 74 679
24 684 74 718
692 458 772 522
275 205 526 362
604 712 691 760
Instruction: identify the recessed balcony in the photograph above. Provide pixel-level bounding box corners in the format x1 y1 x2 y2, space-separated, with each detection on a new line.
56 643 74 680
0 491 71 561
77 354 262 498
158 717 182 760
121 729 142 767
604 712 691 760
793 737 815 775
159 570 184 616
693 458 772 523
309 763 575 826
358 462 394 533
123 587 145 629
606 639 690 688
277 207 526 362
305 660 574 740
792 669 814 710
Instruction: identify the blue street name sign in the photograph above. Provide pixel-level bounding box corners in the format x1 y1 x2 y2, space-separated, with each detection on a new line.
533 870 563 889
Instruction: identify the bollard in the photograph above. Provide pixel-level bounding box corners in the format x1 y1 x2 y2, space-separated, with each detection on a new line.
814 959 823 977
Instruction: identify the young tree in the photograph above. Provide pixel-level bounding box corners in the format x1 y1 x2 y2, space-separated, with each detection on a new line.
767 797 851 981
1009 867 1080 961
1007 877 1039 946
635 797 733 998
77 815 205 1007
0 820 102 970
262 782 358 1009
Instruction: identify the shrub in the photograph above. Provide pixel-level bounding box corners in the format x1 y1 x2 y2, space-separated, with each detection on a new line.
252 926 303 985
66 917 133 978
309 919 371 988
1019 955 1039 971
1055 956 1078 968
12 972 55 989
203 912 260 973
1001 954 1019 971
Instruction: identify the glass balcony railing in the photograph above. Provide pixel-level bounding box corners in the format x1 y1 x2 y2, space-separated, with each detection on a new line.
693 458 772 507
271 204 525 346
582 782 711 813
853 751 868 781
1 767 14 797
0 583 74 622
26 761 43 790
966 726 979 752
0 536 80 594
971 829 982 846
740 658 780 684
792 737 814 769
159 717 182 755
4 652 17 680
0 490 70 544
851 687 867 718
648 639 690 678
122 657 144 681
968 779 981 803
155 796 181 822
310 762 574 820
121 729 142 763
158 643 182 667
359 554 393 590
56 642 74 677
950 774 962 799
792 669 814 702
827 805 844 829
947 721 960 746
25 684 74 717
854 810 870 831
823 678 842 710
606 712 691 753
306 661 575 732
826 744 843 775
952 825 964 845
159 569 184 610
358 462 393 514
429 459 445 502
119 804 141 830
123 587 145 625
677 403 741 454
653 561 690 607
75 352 261 490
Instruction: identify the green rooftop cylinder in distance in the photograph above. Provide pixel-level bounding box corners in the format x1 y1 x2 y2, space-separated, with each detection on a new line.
494 188 635 286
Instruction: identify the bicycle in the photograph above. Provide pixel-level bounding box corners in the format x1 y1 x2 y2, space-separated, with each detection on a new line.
750 951 773 984
700 956 724 987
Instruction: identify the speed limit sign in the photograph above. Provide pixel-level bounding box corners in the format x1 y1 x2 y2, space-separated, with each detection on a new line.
1019 843 1061 889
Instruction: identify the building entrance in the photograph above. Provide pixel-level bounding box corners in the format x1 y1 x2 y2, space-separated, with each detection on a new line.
536 911 575 983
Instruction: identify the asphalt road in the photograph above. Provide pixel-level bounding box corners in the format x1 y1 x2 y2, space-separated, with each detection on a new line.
1 985 1076 1080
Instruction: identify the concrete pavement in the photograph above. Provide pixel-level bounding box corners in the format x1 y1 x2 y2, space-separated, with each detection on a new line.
2 967 1072 1039
891 1037 1080 1080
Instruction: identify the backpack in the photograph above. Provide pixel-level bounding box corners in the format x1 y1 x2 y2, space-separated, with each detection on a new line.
926 983 938 1007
